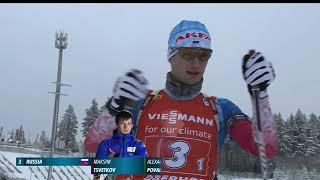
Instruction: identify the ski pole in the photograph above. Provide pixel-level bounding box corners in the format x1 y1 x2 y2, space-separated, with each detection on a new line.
252 85 268 179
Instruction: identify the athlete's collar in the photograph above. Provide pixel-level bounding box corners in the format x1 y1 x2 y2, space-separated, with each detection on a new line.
164 72 203 100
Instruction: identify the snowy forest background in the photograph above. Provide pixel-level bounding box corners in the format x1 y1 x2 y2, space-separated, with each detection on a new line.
1 98 320 178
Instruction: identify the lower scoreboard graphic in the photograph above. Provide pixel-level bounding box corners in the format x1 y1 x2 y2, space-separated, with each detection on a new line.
16 157 161 174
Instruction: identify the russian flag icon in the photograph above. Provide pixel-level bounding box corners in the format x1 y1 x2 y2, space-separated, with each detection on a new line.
80 158 89 165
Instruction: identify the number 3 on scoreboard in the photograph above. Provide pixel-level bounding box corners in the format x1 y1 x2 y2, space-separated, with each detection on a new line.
164 141 190 169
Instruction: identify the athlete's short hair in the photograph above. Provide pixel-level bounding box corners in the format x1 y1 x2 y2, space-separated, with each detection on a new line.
115 110 134 125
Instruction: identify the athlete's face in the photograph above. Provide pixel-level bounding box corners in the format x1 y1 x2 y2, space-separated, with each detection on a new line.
117 118 133 134
170 47 212 86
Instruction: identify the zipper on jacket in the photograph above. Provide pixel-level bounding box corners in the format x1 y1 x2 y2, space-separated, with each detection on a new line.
122 135 125 157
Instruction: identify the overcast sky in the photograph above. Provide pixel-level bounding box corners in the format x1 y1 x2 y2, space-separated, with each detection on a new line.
1 3 319 142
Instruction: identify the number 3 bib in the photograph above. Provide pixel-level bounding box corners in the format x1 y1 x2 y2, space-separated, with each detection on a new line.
135 90 219 180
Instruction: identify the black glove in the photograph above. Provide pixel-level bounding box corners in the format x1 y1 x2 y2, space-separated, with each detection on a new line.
242 49 275 98
107 69 148 116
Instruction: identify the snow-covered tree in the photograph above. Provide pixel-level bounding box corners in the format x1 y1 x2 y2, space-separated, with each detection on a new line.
0 126 3 138
9 130 14 140
285 114 297 156
304 127 320 158
44 136 51 148
15 125 26 143
27 138 32 146
34 133 39 144
318 115 320 142
309 113 319 127
57 104 78 150
309 113 320 142
81 99 100 137
274 113 287 155
305 113 320 157
39 130 46 147
293 109 307 157
99 101 107 113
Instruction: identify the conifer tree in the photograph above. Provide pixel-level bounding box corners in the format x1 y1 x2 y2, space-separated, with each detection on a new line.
81 99 100 137
57 104 78 150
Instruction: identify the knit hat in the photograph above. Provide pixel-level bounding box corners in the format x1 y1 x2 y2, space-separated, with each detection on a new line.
167 20 212 61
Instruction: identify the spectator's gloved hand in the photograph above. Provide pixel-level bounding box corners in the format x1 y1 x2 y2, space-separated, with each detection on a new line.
108 148 118 157
242 49 275 98
107 69 149 116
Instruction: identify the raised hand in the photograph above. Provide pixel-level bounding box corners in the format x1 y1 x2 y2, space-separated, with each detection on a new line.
242 49 275 98
107 69 149 115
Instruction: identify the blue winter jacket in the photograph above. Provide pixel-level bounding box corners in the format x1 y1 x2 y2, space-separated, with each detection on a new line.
95 130 148 158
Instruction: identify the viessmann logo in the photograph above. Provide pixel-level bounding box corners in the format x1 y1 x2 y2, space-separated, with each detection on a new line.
147 110 213 126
